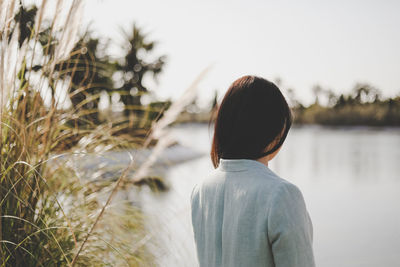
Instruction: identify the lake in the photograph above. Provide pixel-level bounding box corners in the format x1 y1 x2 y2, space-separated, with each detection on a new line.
139 123 400 267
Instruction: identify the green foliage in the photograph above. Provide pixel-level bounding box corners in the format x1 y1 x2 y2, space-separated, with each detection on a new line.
293 84 400 126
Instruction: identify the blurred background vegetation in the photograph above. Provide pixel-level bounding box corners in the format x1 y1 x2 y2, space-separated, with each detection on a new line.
0 0 176 266
178 81 400 127
289 83 400 126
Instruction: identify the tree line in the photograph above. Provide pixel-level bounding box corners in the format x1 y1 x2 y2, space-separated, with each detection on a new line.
289 83 400 126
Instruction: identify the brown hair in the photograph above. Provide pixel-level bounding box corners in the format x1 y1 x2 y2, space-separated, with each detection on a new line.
211 75 292 168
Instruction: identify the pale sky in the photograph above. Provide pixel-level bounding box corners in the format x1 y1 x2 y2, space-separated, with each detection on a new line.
84 0 400 106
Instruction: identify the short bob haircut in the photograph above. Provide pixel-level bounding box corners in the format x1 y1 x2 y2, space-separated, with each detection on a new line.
211 75 292 168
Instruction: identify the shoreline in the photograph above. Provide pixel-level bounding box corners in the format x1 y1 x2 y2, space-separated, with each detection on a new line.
174 120 400 131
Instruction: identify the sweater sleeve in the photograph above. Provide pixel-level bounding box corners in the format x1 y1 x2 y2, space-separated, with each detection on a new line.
267 182 315 267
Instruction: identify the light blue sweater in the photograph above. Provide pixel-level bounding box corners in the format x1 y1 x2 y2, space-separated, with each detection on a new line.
190 158 315 267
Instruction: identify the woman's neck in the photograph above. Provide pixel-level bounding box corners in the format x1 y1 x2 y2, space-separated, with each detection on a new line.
256 157 269 167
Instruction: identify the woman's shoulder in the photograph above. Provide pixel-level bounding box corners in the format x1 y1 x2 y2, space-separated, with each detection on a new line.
191 165 304 202
271 179 304 201
245 166 299 192
190 169 223 200
266 177 308 219
244 168 305 207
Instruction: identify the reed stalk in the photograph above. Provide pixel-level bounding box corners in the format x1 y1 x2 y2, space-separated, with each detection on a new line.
1 0 207 265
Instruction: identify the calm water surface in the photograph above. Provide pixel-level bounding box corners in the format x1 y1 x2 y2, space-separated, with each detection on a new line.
139 124 400 267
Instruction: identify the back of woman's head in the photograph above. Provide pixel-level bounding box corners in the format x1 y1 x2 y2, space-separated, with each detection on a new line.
211 75 292 168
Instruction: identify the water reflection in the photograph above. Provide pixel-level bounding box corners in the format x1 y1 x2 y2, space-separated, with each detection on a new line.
273 126 400 184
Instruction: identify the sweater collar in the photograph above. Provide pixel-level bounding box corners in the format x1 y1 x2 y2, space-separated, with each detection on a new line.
218 158 269 172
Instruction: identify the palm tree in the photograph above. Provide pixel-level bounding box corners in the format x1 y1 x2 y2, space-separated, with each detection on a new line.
312 85 323 105
116 24 166 126
12 4 38 47
60 36 115 124
352 83 381 104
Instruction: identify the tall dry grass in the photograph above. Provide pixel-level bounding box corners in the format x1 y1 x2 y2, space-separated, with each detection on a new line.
0 0 206 266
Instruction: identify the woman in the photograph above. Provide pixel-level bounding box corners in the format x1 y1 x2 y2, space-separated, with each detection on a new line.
190 76 315 267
